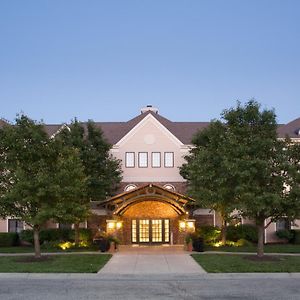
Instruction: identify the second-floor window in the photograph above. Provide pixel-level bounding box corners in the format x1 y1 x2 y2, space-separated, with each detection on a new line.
164 152 174 168
151 152 161 168
125 152 135 168
138 152 148 168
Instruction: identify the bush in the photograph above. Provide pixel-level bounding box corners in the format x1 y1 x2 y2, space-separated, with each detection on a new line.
19 230 34 244
293 230 300 244
195 226 221 244
0 232 19 247
19 228 93 244
276 229 295 242
226 224 258 243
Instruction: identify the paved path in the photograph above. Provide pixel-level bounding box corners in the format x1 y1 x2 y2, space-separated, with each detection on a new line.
98 252 206 275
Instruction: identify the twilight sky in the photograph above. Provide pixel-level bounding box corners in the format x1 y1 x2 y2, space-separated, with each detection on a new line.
0 0 299 124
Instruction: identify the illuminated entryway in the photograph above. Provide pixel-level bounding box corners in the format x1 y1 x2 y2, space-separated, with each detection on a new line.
101 184 195 245
132 219 170 243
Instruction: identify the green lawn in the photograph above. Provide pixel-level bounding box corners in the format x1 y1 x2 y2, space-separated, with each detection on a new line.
0 254 111 273
192 254 300 273
205 244 300 253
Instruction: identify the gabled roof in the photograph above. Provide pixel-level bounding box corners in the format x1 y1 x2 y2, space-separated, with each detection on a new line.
0 119 9 128
102 183 194 205
42 111 300 144
98 183 194 216
44 111 210 145
277 118 300 139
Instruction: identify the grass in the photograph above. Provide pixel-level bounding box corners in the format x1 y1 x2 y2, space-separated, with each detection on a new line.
0 254 111 273
192 253 300 273
205 244 300 253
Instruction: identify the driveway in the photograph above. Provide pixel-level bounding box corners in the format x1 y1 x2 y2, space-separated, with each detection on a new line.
98 245 206 275
1 274 300 300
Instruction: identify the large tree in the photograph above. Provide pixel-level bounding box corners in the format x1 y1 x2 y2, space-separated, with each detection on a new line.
51 146 87 246
57 119 122 242
0 116 65 257
180 121 238 244
222 100 300 257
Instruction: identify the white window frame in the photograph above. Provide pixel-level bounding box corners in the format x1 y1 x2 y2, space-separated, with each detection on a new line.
164 152 174 168
125 152 135 168
151 152 161 168
138 152 148 168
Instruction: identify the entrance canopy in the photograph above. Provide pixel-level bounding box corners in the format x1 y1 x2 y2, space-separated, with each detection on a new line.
101 184 195 216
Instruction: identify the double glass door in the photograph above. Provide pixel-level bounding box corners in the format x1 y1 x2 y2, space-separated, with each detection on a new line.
132 219 170 244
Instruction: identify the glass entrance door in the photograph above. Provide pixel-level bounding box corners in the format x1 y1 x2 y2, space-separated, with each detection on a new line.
132 219 170 244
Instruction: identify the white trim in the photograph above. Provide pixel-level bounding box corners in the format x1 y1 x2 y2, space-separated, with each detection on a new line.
50 124 70 139
116 114 184 147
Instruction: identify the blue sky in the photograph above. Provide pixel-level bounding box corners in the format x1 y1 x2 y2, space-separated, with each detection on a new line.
0 0 299 124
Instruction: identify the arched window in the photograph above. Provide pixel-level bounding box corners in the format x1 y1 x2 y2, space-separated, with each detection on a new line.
124 184 137 192
163 184 175 191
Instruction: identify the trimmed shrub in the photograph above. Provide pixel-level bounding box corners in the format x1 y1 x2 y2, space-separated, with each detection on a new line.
19 229 34 244
0 232 19 247
226 224 258 243
293 230 300 244
19 228 93 245
276 229 295 242
195 226 221 244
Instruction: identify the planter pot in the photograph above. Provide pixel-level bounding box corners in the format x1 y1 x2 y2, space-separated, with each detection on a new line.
192 237 204 252
186 242 193 252
93 238 110 252
109 241 116 253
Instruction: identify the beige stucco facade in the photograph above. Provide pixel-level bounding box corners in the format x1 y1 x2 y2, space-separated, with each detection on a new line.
111 113 189 183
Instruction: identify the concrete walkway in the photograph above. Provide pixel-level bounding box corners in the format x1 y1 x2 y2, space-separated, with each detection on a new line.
98 246 206 275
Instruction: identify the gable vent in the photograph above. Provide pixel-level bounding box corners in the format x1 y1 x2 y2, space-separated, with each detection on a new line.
141 105 159 114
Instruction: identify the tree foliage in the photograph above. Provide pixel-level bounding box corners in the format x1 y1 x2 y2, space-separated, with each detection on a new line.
180 121 238 243
182 100 300 257
58 119 122 201
0 116 59 226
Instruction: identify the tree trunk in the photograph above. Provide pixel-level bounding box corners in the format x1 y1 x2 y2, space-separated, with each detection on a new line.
33 226 41 258
257 222 265 258
221 217 227 245
74 223 80 246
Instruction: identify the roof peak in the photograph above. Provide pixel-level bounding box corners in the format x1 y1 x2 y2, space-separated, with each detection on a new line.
141 105 159 114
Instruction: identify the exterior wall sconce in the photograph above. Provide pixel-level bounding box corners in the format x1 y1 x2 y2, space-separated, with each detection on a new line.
186 220 195 232
179 219 195 232
116 221 123 229
179 220 186 230
106 220 123 231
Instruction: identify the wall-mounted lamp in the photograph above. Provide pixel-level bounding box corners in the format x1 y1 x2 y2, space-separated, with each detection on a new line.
179 219 195 232
106 220 123 231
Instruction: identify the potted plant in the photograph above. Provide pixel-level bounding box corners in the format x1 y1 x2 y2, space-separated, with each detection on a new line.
107 235 120 252
185 235 193 251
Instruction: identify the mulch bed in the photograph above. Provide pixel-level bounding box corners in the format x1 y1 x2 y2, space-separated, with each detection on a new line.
243 255 282 262
14 256 54 263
